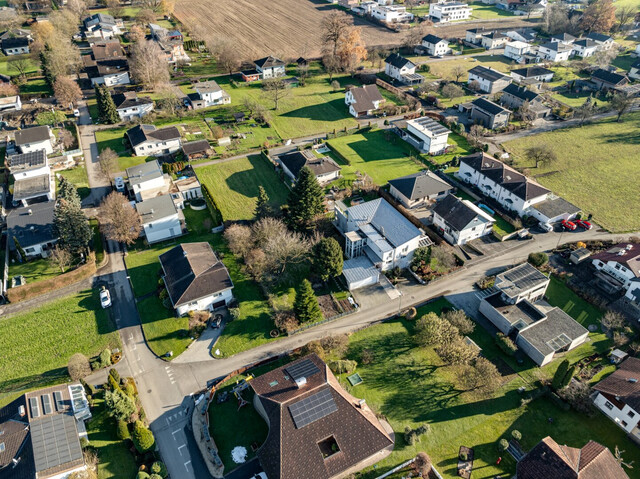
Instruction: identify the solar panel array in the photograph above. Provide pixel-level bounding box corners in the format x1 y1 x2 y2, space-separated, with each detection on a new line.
285 359 320 382
53 391 64 412
41 395 53 415
547 333 572 352
29 397 40 418
288 389 338 429
412 117 450 135
31 414 83 472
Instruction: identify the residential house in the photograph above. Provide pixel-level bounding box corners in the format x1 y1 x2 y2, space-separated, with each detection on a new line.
526 194 580 225
0 94 21 111
335 198 431 288
136 194 184 244
591 69 628 91
188 80 231 108
496 0 525 11
339 0 358 7
14 125 53 155
593 357 640 442
465 27 489 45
182 140 211 161
481 32 508 50
125 160 170 202
626 281 640 308
1 36 29 55
6 148 54 207
429 1 472 22
7 201 56 258
388 171 454 208
504 41 530 63
173 176 203 201
629 60 640 81
505 28 536 43
591 243 640 294
112 92 154 122
0 383 92 479
22 0 51 12
82 13 122 39
421 34 451 56
510 66 554 83
276 150 341 184
467 65 511 93
148 23 191 64
159 242 234 315
571 38 598 58
250 354 394 479
384 53 423 85
517 436 630 479
586 32 615 50
467 97 511 129
86 59 130 87
255 56 286 79
456 152 552 216
0 28 31 42
479 263 588 366
89 40 125 61
397 116 451 155
537 41 573 62
550 32 575 45
432 193 495 244
372 4 414 22
126 124 182 157
499 83 550 118
344 84 384 117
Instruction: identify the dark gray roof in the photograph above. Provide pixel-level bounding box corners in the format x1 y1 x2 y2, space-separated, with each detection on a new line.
125 159 162 185
591 68 627 86
6 150 46 173
573 39 597 48
422 34 445 45
511 66 554 79
550 32 575 42
482 32 505 40
531 196 580 220
468 65 510 83
12 174 50 201
182 139 210 156
586 32 612 43
278 150 340 179
85 59 128 78
540 41 572 52
84 12 116 27
518 305 588 357
472 97 509 116
0 396 33 479
30 414 83 475
502 83 539 102
385 52 415 69
135 194 177 223
348 85 384 112
254 55 285 69
496 262 549 298
7 202 56 250
389 171 453 201
14 126 50 146
126 124 180 147
1 37 29 49
159 242 233 307
432 193 494 232
112 92 153 110
594 357 640 412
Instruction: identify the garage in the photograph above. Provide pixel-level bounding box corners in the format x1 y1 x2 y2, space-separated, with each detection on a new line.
529 195 581 224
342 257 380 290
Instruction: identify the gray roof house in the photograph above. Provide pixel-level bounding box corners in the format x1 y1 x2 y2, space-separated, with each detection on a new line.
432 193 495 245
467 97 511 129
467 65 511 93
591 68 628 91
111 92 154 121
135 194 183 244
14 125 53 155
159 242 234 315
126 124 181 157
388 170 454 208
7 202 56 259
277 150 341 184
499 83 551 118
494 262 550 303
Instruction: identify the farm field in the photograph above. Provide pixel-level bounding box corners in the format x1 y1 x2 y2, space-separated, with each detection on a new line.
0 290 120 407
503 112 640 232
196 155 289 222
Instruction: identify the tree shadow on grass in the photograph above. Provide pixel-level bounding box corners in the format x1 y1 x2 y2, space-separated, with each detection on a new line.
598 131 640 146
279 98 350 121
77 288 119 337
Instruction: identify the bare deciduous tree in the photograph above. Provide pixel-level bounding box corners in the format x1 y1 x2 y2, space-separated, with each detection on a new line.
129 39 170 90
49 245 72 273
414 452 432 476
224 223 253 257
451 64 466 82
615 5 636 32
602 310 625 333
100 192 142 245
65 0 87 20
575 97 597 126
525 144 557 168
216 41 240 76
262 78 291 110
53 76 82 108
98 147 119 181
106 0 124 18
321 11 353 57
8 55 32 80
441 83 463 100
611 92 633 122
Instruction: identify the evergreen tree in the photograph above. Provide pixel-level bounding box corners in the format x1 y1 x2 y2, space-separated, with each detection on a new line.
58 176 81 208
551 359 573 390
97 85 119 124
293 279 323 323
312 237 343 282
132 420 155 453
255 185 272 219
54 199 92 256
287 166 324 232
40 46 55 88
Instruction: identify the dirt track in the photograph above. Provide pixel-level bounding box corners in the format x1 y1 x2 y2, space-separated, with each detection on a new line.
174 0 539 61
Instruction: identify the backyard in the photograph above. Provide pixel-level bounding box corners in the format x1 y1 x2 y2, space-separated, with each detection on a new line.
59 165 91 199
503 112 640 232
426 55 513 81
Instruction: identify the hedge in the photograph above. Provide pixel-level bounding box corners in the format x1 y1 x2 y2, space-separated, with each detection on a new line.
200 183 224 227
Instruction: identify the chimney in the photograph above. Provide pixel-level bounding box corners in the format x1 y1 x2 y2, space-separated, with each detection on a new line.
27 209 32 215
18 405 25 417
294 377 307 388
358 399 366 408
150 208 154 214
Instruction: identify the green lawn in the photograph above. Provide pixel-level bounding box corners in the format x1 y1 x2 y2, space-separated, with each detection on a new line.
137 295 191 358
59 166 91 199
8 257 63 285
503 112 640 232
19 78 52 97
95 126 150 171
327 129 425 186
87 394 138 479
195 155 289 221
551 91 611 109
431 132 473 165
427 55 512 81
0 54 39 77
0 290 120 406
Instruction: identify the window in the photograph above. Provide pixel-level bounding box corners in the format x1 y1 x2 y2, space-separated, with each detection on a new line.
622 420 628 427
629 411 636 418
24 247 35 254
0 443 4 453
604 401 614 410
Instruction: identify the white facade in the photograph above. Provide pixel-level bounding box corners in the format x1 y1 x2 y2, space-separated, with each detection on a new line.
372 4 414 22
593 392 640 439
141 211 182 244
256 64 285 79
592 257 638 290
630 64 640 81
195 85 231 107
511 70 554 83
132 137 181 157
117 102 154 121
504 41 530 62
429 1 472 23
4 45 29 55
385 60 417 82
91 70 130 87
406 118 449 154
481 35 508 50
626 282 640 304
571 42 598 58
467 68 510 94
537 43 571 62
432 201 495 245
422 38 450 56
175 288 234 316
17 138 53 155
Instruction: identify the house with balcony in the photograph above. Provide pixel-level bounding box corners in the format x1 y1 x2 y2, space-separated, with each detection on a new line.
591 243 640 294
14 125 54 155
429 0 472 22
136 194 184 244
188 80 231 108
112 92 154 122
6 201 57 259
537 41 572 62
465 27 489 45
82 13 122 40
421 34 450 56
467 65 511 93
255 56 286 78
432 193 495 245
481 32 508 50
504 41 530 63
86 58 130 86
371 4 414 22
499 83 550 119
395 116 451 154
0 94 21 112
571 38 598 58
125 160 171 202
126 124 182 157
384 53 423 85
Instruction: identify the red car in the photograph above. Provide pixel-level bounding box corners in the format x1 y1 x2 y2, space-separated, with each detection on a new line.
561 219 577 231
576 219 592 230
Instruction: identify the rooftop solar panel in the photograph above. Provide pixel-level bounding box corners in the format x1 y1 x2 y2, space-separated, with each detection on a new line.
288 388 338 429
31 414 83 472
285 359 320 381
53 391 64 411
29 397 40 418
42 394 52 415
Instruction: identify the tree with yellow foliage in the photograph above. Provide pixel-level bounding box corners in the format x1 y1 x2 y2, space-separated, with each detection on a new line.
579 0 616 33
336 26 367 76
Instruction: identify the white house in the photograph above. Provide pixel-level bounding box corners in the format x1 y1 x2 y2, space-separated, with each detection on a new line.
7 201 56 258
537 41 572 62
456 152 550 216
402 116 450 154
591 243 640 293
510 66 554 83
159 242 234 315
192 80 231 107
384 53 423 85
136 194 183 244
148 23 191 64
112 92 154 121
571 39 598 58
1 36 29 55
125 160 168 202
173 176 203 201
493 262 550 304
82 13 122 39
0 94 21 111
586 32 615 50
345 84 384 117
593 357 640 442
126 124 182 157
467 65 511 93
429 1 472 22
254 56 286 78
276 149 341 184
432 193 495 245
14 125 53 155
371 4 414 22
87 59 130 87
481 32 508 50
466 28 489 44
504 41 530 63
421 34 451 56
7 149 54 206
389 171 453 208
550 32 575 45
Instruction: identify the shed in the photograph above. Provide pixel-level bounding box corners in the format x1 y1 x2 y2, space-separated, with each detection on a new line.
610 349 629 364
570 247 591 265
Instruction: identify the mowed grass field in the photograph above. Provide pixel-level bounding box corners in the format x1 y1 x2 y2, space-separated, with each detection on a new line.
196 155 289 221
427 55 513 80
503 112 640 232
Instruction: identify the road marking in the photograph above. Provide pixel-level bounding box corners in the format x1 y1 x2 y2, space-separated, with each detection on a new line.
178 444 186 455
172 429 182 436
184 460 191 471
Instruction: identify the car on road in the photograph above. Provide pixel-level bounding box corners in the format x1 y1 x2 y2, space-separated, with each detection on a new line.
114 176 125 192
561 219 577 231
576 219 592 230
100 286 112 308
73 109 80 117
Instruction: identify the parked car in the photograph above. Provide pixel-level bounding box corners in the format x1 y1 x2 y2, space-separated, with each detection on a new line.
539 222 553 233
561 219 577 231
576 219 592 230
114 176 125 192
73 109 80 117
100 286 112 308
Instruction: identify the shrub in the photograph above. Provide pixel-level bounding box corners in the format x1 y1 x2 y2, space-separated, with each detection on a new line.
228 308 240 320
499 438 509 451
360 348 374 365
151 462 168 478
528 252 548 267
441 309 474 335
328 360 357 375
320 334 349 358
80 378 97 396
404 307 417 320
117 419 130 440
511 430 522 441
97 349 112 369
460 451 468 461
303 340 325 360
476 275 495 290
132 420 155 453
105 389 136 422
158 288 168 300
68 353 91 380
136 473 150 479
108 368 120 385
108 374 121 392
495 333 517 356
149 475 162 479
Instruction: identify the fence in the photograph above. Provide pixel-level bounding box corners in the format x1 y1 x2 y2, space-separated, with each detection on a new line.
287 308 357 336
373 458 444 479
